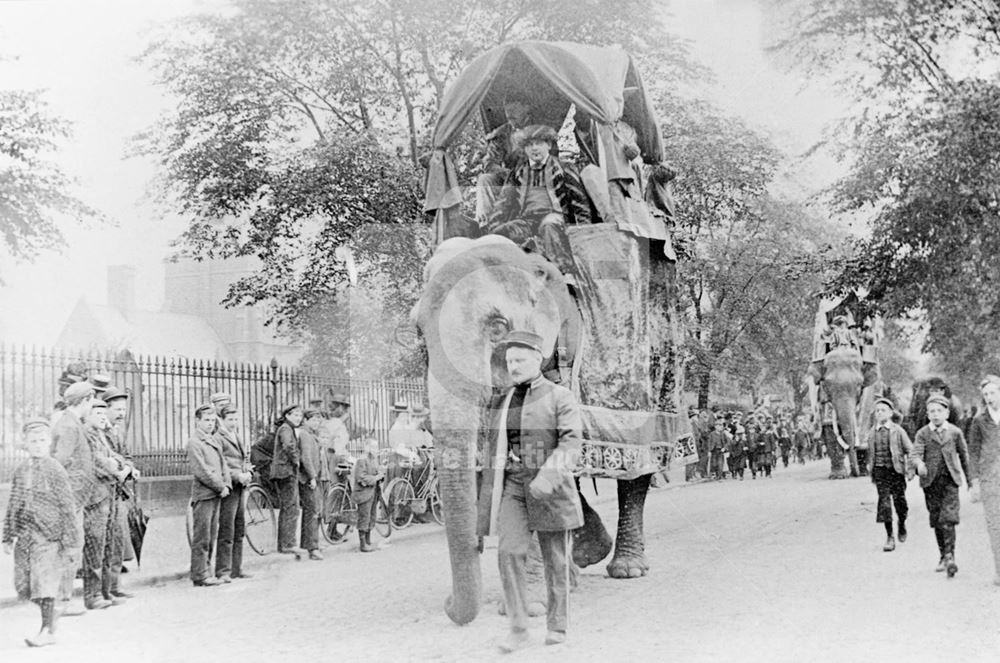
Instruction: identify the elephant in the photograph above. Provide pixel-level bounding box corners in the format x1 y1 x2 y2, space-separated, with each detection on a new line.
413 235 653 626
817 345 864 479
905 377 964 438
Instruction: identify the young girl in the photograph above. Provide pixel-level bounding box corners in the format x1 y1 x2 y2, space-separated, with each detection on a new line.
2 418 80 647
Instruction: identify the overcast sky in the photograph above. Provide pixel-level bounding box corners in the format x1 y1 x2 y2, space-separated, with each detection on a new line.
0 0 847 345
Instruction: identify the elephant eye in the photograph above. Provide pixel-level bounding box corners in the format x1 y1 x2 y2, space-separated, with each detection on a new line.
487 316 510 343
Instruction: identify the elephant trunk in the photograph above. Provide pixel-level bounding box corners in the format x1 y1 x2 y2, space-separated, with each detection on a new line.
429 373 483 625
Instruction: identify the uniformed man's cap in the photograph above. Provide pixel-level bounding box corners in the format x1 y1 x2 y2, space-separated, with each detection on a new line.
22 417 51 434
927 395 951 410
210 392 233 406
873 397 894 410
499 330 545 355
88 374 111 393
102 387 128 403
63 381 95 404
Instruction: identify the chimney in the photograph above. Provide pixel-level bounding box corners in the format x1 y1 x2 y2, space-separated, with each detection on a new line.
107 265 137 319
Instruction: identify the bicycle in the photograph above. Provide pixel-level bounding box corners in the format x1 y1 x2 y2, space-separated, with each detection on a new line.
320 462 391 544
384 447 444 529
185 479 277 555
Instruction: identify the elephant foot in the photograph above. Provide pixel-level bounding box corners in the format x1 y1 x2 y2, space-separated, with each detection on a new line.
498 600 545 617
606 553 649 579
828 469 850 480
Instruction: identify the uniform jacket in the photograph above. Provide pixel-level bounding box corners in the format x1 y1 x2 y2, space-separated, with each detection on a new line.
477 374 584 536
187 428 232 502
269 422 300 481
864 421 913 476
910 422 971 489
216 424 251 487
351 454 381 504
51 410 100 508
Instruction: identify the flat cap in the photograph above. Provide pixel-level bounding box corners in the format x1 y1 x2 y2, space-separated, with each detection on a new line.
927 395 951 410
873 397 895 410
194 403 215 418
499 330 545 355
980 375 1000 390
219 404 238 417
91 399 108 410
22 417 51 434
210 392 233 406
303 408 323 419
102 387 128 403
63 381 95 404
88 374 111 392
281 403 302 418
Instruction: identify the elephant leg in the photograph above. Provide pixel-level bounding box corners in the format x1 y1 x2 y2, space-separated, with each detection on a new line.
607 474 651 579
848 449 861 477
824 426 849 479
572 487 613 568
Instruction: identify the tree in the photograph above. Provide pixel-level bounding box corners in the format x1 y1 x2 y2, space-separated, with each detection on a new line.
0 89 98 278
137 0 702 376
768 0 1000 387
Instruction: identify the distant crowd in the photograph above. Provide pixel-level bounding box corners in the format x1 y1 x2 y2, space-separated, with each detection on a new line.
686 408 820 482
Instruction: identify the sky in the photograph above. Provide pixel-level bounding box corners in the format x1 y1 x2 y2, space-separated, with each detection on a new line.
0 0 849 346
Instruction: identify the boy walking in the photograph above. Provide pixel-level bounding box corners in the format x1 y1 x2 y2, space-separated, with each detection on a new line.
910 395 972 577
864 398 913 552
3 418 80 647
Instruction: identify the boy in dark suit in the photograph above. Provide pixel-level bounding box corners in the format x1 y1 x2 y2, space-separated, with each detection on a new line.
910 395 972 577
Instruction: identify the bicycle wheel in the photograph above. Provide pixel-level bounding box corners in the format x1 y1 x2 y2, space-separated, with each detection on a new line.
244 485 277 555
373 490 392 539
429 482 445 526
322 484 355 543
385 478 415 530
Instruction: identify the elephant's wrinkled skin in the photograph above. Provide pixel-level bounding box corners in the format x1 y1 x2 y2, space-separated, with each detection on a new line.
414 236 649 625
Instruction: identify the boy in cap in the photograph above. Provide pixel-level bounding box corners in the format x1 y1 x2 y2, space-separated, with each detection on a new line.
352 437 385 553
910 394 972 577
271 404 305 556
864 397 913 552
215 404 253 581
3 418 80 647
298 408 324 560
50 380 97 616
485 124 591 286
187 404 231 586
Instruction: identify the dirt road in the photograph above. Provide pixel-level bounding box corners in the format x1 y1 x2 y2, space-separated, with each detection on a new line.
2 462 998 662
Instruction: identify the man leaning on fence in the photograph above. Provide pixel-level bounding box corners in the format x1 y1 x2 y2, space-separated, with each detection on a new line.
187 404 231 586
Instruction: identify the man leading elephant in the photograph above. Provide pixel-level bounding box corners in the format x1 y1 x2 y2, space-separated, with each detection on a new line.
478 330 583 653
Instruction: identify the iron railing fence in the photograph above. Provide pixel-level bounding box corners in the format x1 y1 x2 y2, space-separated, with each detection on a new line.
0 343 425 481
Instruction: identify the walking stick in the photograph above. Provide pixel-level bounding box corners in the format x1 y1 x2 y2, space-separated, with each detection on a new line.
565 529 571 630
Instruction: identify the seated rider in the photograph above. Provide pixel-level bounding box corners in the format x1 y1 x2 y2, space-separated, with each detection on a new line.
475 92 538 227
485 124 591 287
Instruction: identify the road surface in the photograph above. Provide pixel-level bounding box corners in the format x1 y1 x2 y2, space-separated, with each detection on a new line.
2 462 999 662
